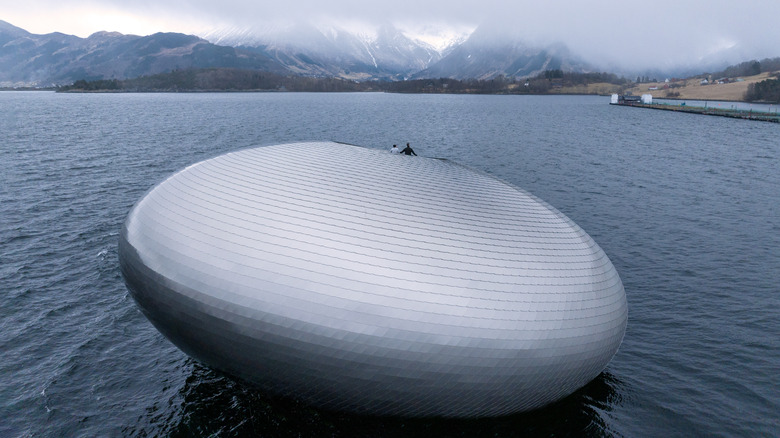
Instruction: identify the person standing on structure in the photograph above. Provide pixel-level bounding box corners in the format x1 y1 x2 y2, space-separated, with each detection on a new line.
400 143 417 156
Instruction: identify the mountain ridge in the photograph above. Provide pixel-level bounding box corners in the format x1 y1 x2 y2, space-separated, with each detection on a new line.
2 20 776 88
1 19 593 87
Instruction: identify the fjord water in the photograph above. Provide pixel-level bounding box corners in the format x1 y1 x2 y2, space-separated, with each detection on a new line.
1 91 777 437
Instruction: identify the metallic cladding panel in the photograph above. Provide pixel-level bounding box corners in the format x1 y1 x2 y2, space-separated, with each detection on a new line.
119 141 628 417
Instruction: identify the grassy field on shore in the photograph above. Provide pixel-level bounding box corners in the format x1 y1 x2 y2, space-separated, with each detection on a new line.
557 82 625 95
505 82 624 95
623 72 773 101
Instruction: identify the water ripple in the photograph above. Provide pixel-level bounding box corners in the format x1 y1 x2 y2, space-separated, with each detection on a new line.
1 92 778 437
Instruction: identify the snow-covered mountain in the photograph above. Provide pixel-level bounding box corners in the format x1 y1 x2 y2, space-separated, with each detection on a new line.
196 21 592 81
413 23 590 80
203 21 463 80
0 19 593 87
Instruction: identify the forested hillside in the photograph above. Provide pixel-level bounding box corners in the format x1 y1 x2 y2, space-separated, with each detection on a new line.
744 74 780 103
58 68 628 94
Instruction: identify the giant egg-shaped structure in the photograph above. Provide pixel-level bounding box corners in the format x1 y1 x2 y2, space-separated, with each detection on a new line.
119 141 627 417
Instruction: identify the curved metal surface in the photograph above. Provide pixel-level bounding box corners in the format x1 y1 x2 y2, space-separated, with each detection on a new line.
119 141 628 417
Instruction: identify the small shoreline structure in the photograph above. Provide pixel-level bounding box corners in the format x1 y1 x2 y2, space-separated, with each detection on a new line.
610 94 780 123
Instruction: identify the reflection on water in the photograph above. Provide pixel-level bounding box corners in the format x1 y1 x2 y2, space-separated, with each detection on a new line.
126 362 626 437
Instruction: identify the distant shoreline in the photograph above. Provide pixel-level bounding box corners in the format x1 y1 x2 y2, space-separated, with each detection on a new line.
4 83 776 106
2 88 768 105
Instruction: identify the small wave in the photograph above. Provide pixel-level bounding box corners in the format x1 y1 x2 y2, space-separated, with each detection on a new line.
40 383 52 413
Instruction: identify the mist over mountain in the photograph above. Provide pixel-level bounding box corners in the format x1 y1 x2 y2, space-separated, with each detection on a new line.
1 19 774 87
220 22 447 81
412 23 590 80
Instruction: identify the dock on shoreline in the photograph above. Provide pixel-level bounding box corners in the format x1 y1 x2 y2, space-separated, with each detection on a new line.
610 94 780 123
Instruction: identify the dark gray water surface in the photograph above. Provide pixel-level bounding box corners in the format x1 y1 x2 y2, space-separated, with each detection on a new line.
1 92 778 437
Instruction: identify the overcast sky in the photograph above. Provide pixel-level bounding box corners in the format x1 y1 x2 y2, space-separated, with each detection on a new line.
6 0 780 71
